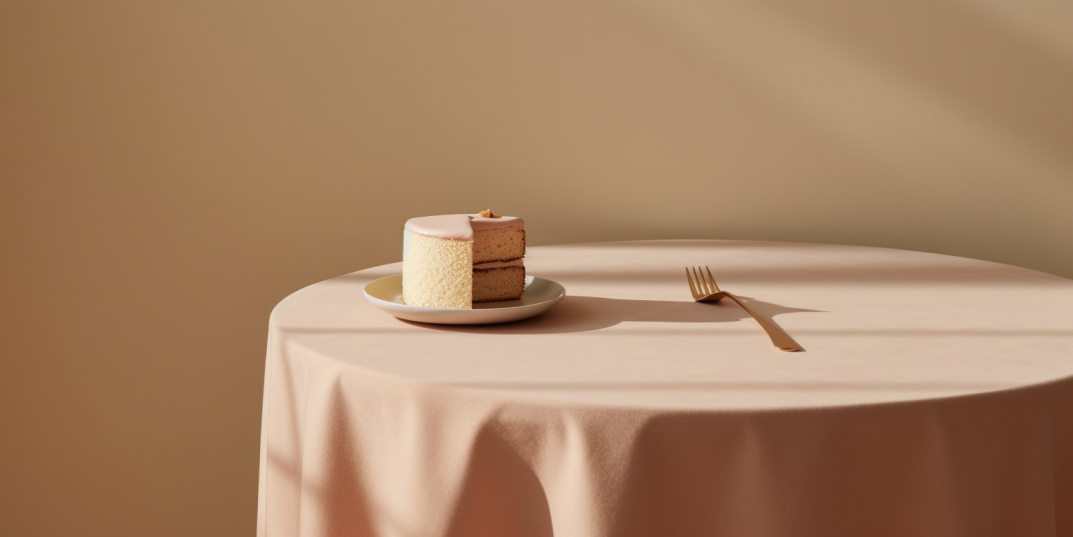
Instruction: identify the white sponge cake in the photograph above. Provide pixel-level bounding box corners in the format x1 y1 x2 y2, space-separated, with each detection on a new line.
403 211 526 309
403 230 473 309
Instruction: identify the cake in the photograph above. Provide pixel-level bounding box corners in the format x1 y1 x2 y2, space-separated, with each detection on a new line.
402 210 526 308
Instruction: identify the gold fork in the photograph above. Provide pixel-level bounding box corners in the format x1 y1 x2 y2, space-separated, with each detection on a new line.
686 266 802 352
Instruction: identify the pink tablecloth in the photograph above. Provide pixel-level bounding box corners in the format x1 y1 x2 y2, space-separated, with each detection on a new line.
257 240 1073 537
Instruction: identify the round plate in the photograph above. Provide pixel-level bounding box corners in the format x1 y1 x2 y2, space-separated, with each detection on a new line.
363 275 566 325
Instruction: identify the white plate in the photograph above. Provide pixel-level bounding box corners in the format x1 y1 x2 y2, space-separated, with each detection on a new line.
363 275 566 325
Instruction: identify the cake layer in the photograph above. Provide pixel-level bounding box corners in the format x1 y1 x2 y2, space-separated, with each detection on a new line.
473 265 525 302
473 225 526 264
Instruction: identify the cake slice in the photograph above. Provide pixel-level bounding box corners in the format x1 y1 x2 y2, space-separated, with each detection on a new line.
402 211 526 309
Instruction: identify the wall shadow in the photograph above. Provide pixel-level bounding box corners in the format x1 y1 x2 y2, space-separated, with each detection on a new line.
763 0 1073 166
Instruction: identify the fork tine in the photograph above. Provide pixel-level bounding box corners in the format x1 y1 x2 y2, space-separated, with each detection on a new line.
685 268 700 299
705 266 720 292
692 266 708 295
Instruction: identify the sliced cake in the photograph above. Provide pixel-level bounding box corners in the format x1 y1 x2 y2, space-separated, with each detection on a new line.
403 210 526 309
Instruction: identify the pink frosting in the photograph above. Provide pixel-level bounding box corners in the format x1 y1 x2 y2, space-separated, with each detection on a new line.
405 214 525 240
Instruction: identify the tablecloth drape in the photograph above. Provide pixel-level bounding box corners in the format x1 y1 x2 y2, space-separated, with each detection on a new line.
258 240 1073 537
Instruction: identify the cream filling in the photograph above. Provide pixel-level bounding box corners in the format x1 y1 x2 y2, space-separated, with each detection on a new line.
473 258 524 270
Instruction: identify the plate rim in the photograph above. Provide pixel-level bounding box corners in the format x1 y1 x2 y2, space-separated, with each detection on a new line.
362 274 566 323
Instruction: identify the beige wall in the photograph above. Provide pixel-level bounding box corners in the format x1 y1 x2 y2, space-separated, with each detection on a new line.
2 1 1071 535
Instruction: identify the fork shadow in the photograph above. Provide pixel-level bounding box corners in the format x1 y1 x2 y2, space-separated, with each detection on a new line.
407 295 822 336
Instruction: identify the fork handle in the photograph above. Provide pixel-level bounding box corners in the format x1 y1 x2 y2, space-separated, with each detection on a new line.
722 292 803 352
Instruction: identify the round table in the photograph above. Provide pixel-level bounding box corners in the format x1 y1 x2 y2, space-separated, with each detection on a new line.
257 240 1073 537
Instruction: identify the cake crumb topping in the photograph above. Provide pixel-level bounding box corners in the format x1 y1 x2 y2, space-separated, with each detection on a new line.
478 209 501 218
